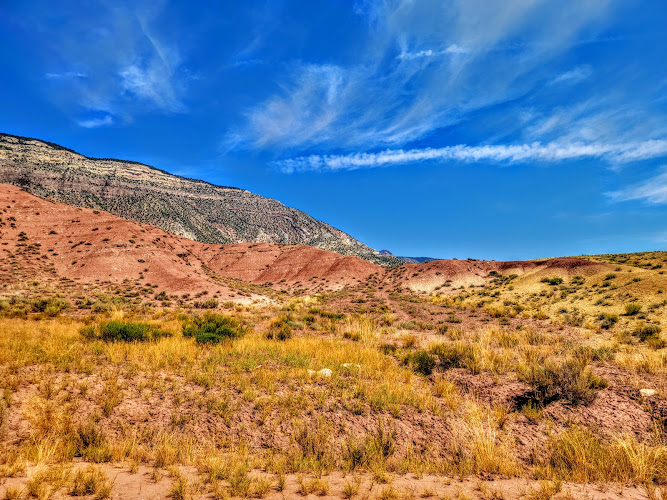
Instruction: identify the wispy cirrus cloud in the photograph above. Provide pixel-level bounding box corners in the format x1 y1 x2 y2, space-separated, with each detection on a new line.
607 169 667 204
227 0 621 153
77 115 114 128
45 71 88 79
276 140 667 173
40 2 189 126
397 44 467 60
550 65 592 85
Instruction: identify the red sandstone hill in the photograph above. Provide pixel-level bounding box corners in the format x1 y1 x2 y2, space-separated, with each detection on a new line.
0 184 610 297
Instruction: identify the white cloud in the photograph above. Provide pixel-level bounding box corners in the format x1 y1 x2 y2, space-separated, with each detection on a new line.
228 0 620 152
77 115 114 128
397 44 468 60
41 2 188 124
119 61 185 113
45 71 88 79
607 169 667 204
276 140 667 173
550 65 592 84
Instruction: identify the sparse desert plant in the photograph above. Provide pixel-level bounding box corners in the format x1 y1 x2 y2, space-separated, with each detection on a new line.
342 420 396 471
194 297 219 309
76 421 112 462
292 418 332 470
71 465 111 497
431 342 479 372
518 358 607 406
342 480 360 499
169 474 188 500
633 323 661 342
297 477 329 496
598 313 618 329
3 485 24 500
249 475 273 498
624 303 642 316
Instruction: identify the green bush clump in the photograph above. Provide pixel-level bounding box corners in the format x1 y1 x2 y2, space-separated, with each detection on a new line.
81 320 171 342
31 297 72 316
430 342 479 372
632 323 662 342
194 298 218 309
266 315 292 340
405 350 436 375
541 277 563 286
182 312 248 344
308 308 345 320
624 303 642 316
598 313 618 330
518 358 607 406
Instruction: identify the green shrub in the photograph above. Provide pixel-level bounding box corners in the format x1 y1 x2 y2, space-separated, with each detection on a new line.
541 277 563 285
406 350 436 375
182 312 247 344
598 313 618 330
632 323 661 342
31 297 71 316
518 358 607 406
430 342 479 372
266 315 293 340
194 298 218 309
95 320 171 342
308 308 345 320
624 303 642 316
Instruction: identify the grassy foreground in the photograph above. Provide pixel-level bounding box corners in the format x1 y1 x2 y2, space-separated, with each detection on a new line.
0 289 665 499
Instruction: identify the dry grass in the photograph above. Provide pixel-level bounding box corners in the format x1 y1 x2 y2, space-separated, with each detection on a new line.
0 261 664 498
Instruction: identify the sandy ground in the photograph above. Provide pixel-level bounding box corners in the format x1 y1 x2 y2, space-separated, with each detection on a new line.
0 463 659 499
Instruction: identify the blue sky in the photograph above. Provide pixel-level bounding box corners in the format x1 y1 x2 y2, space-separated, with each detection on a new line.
1 0 666 260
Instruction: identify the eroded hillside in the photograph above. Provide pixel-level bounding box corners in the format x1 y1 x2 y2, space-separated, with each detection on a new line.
0 133 400 266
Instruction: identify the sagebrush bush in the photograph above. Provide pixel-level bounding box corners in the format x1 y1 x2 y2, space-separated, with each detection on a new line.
633 323 662 342
624 303 642 316
182 312 248 343
406 350 436 375
431 342 479 372
31 297 71 316
518 358 607 406
81 320 171 342
598 313 618 330
266 315 292 340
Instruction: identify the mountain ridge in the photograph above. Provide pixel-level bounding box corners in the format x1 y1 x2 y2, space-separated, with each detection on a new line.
0 133 402 266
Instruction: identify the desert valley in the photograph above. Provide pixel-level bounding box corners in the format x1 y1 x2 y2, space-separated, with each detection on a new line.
0 135 665 499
